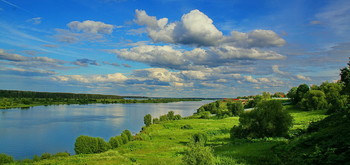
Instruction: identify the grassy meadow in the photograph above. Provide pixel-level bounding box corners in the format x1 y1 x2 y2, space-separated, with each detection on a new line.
17 105 327 165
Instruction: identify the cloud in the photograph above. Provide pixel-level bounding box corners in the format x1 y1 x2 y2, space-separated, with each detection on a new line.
122 63 132 68
103 61 120 67
54 20 116 43
112 45 285 70
134 9 285 47
295 75 311 81
224 30 286 48
27 17 42 25
53 73 128 83
67 20 114 34
315 0 350 34
73 58 100 66
272 65 311 81
42 44 59 48
132 68 183 82
0 67 56 77
0 49 28 61
309 20 321 25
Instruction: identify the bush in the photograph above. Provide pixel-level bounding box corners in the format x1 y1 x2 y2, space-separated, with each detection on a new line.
227 101 244 116
167 111 175 120
109 136 122 148
33 155 40 162
181 124 193 129
231 100 293 138
174 114 182 120
0 153 14 164
122 129 133 141
300 90 328 111
191 133 208 145
153 118 160 124
74 135 110 154
182 143 215 165
121 133 129 144
159 114 168 121
144 114 152 127
53 152 70 157
41 153 52 160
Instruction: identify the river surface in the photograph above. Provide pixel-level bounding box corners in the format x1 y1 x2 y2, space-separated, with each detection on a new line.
0 100 213 159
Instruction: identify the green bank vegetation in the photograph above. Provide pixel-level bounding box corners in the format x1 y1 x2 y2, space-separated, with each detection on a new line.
1 59 350 164
0 90 202 109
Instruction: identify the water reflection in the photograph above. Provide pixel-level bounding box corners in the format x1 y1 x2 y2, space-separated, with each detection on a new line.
0 100 213 159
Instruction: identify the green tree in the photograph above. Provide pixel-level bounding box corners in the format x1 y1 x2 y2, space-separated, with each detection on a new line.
153 118 160 124
74 135 99 154
167 111 175 120
287 87 298 104
231 100 293 138
174 114 182 120
300 90 328 111
109 136 121 148
262 92 271 100
144 114 152 127
296 84 309 103
319 82 348 113
74 135 109 154
0 153 14 164
122 129 133 141
227 101 244 116
340 58 350 94
121 133 129 144
182 143 215 165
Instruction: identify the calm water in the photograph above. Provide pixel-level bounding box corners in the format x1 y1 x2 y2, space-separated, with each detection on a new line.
0 100 213 159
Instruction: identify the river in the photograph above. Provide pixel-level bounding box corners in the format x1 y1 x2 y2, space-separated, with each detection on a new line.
0 100 213 159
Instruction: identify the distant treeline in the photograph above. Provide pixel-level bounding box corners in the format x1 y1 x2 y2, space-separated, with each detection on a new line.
0 90 123 99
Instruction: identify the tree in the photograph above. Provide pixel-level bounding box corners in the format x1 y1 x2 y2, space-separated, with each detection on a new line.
0 154 14 164
227 101 244 116
262 92 271 100
109 136 122 148
287 87 298 104
296 84 309 103
122 130 133 141
167 111 175 120
121 133 129 144
74 135 110 154
300 90 328 111
340 58 350 94
144 114 152 127
319 82 348 113
182 143 215 165
231 100 293 138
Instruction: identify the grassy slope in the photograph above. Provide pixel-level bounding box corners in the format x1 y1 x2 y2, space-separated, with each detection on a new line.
21 106 327 165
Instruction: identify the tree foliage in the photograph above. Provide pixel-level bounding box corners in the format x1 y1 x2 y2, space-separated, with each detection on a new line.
0 153 14 164
227 101 244 116
144 114 152 127
300 90 328 111
231 100 293 138
74 135 110 154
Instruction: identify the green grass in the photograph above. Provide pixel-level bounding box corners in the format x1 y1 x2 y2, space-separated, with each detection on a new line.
9 105 327 165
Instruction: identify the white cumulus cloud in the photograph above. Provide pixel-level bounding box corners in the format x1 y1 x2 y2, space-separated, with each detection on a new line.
68 20 114 34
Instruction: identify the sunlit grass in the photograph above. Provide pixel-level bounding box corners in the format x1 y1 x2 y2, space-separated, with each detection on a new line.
15 105 327 165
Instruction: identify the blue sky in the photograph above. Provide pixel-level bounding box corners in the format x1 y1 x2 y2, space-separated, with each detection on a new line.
0 0 349 97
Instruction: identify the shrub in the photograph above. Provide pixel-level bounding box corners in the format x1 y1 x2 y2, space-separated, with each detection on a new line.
121 133 129 144
159 114 168 121
33 155 40 162
53 152 70 157
109 136 122 148
74 135 110 154
122 129 133 141
0 153 14 164
182 143 215 165
181 124 193 129
300 90 328 111
174 114 182 120
167 111 175 120
144 114 152 127
227 101 244 116
191 133 208 145
231 100 293 138
153 118 160 124
41 153 52 160
199 111 211 119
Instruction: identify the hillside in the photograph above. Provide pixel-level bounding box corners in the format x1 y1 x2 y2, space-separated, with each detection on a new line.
25 105 326 165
